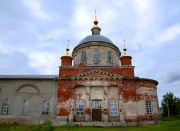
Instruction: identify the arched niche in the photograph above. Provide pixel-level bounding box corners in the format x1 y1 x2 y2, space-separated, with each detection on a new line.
17 84 40 93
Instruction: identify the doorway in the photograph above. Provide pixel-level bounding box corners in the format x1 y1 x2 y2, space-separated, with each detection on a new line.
92 100 102 121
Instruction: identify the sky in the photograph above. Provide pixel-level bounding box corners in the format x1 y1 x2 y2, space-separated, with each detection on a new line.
0 0 180 105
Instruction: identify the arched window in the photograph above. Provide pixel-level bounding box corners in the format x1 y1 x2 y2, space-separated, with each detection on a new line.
2 98 10 115
116 55 119 65
73 56 77 66
107 51 112 63
42 100 49 115
94 50 100 61
81 51 86 63
22 99 30 115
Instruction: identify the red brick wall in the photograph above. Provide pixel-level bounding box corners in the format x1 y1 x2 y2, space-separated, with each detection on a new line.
136 79 158 102
123 79 136 102
61 56 73 66
59 67 134 77
57 79 74 116
57 79 74 103
120 56 132 65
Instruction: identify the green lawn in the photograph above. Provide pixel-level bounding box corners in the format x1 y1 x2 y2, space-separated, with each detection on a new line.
1 118 180 131
54 119 180 131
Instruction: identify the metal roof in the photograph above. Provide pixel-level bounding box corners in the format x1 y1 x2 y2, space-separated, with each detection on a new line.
0 75 58 79
78 35 114 45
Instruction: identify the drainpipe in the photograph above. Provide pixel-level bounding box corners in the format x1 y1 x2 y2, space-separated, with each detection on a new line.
52 77 57 120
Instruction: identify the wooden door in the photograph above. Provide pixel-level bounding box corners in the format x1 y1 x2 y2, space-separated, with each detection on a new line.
92 100 102 121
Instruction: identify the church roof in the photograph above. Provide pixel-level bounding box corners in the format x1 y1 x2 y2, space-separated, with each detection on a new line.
72 14 120 55
0 75 58 79
78 35 114 45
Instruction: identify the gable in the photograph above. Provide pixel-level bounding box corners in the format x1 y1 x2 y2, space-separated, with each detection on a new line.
70 69 123 80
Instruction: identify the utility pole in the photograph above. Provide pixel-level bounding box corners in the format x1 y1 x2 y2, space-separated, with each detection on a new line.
167 100 170 117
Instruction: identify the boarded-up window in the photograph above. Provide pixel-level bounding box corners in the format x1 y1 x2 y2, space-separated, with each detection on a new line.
22 99 30 115
2 98 10 115
42 100 49 115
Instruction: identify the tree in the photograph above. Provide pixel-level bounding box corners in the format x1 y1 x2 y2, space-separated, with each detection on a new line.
175 98 180 115
161 92 179 117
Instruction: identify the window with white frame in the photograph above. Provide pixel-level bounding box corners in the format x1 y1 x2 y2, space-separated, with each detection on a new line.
109 100 118 116
146 101 152 116
76 99 84 116
2 98 10 115
22 99 30 115
92 101 101 109
42 100 49 115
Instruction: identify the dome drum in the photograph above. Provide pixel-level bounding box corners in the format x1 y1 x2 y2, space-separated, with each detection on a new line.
72 44 120 66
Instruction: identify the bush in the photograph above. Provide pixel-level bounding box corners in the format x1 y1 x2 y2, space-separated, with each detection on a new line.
42 120 54 131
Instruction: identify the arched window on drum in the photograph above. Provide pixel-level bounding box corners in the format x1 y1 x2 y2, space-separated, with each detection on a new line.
107 51 112 63
81 51 86 63
94 50 100 61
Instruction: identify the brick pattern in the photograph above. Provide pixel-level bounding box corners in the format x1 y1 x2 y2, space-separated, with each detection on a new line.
59 67 134 77
57 55 159 123
120 56 132 65
61 56 73 66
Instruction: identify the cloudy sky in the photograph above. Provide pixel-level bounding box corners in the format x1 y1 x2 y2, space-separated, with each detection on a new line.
0 0 180 105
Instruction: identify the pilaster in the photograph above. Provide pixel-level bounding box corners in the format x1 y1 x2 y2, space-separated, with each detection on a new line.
85 86 90 121
103 86 108 122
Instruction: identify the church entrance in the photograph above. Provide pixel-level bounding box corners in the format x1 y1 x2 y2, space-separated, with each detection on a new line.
92 100 102 121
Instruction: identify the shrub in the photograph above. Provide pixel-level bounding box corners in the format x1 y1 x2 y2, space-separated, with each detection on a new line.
42 120 54 131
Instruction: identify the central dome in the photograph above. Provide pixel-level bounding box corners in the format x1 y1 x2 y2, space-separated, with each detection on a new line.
72 16 121 67
78 35 114 45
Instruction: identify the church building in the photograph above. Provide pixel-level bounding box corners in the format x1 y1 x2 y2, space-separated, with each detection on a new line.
57 16 159 125
0 16 160 126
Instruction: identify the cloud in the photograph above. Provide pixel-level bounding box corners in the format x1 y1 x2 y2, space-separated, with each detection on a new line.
36 29 67 41
155 24 180 43
0 0 180 103
166 72 180 84
22 0 53 20
27 51 59 74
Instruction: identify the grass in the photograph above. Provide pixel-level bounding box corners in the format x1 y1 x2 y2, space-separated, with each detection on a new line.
1 117 180 131
54 119 180 131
